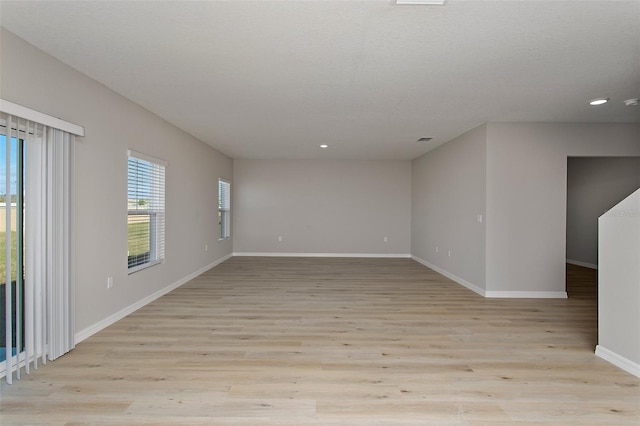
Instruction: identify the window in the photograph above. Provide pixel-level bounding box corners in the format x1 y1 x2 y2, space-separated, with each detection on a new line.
128 150 165 272
218 179 230 240
1 132 25 367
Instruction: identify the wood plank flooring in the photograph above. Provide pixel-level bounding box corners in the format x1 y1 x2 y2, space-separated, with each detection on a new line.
1 257 638 425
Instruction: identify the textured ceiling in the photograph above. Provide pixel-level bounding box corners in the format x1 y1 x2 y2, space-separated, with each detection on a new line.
1 0 639 160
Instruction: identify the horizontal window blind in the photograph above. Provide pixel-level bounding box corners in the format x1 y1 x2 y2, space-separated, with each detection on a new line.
127 150 165 272
218 179 230 240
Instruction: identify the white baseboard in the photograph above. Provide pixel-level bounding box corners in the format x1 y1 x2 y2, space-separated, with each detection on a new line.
411 255 567 299
596 345 640 378
484 290 568 299
566 258 598 269
75 253 232 344
233 252 411 258
411 255 486 297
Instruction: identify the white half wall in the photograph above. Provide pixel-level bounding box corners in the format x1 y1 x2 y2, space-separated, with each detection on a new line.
566 157 640 267
485 123 640 294
411 124 487 291
233 159 411 255
1 29 233 335
597 189 640 377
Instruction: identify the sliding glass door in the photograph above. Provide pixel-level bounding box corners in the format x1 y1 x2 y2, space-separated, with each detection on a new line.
1 106 79 383
0 133 25 364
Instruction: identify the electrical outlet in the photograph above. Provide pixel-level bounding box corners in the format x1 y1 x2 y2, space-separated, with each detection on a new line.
205 244 208 252
448 250 451 258
435 246 439 253
107 277 113 289
278 235 283 242
477 214 483 223
383 236 388 243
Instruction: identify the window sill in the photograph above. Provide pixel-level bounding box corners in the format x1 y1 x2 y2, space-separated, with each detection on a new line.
128 259 163 275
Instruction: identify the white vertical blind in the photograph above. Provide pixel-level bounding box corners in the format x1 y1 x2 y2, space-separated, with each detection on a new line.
127 150 166 272
44 128 75 360
0 99 84 137
1 110 76 383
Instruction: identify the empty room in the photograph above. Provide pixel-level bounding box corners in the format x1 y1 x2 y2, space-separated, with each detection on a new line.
1 0 639 424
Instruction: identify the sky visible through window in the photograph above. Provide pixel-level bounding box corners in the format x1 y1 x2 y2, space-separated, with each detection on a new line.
128 157 154 208
0 135 20 197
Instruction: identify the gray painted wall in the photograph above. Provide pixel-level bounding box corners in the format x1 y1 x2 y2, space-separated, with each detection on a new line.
233 159 411 255
3 29 640 377
567 157 640 267
411 122 639 297
411 124 487 291
598 189 640 373
1 29 233 334
486 123 640 294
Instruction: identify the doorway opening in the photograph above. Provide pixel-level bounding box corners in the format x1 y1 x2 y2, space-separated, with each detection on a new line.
566 156 640 287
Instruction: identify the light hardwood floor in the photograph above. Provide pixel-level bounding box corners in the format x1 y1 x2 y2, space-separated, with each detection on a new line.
1 257 638 425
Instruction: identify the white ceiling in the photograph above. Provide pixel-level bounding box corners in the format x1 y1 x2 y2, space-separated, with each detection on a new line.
1 0 639 160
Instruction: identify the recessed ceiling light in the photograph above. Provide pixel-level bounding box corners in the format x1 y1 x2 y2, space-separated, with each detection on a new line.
417 137 433 143
394 0 446 4
589 98 609 106
320 144 328 149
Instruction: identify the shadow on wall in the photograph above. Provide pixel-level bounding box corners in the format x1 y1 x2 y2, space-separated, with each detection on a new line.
566 156 640 269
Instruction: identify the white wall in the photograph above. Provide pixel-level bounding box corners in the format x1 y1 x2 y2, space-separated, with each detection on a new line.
1 29 233 336
233 160 411 255
597 189 640 377
411 125 487 294
567 157 640 268
486 123 640 295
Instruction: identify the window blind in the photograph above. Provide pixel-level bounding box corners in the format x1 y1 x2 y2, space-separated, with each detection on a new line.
1 110 76 384
127 150 166 272
218 179 230 240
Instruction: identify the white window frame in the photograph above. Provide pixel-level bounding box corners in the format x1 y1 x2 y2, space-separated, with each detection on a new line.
218 178 231 241
127 150 166 274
